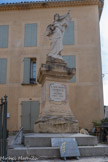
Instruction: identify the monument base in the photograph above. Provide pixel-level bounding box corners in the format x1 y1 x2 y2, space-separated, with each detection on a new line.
34 57 79 133
34 116 79 133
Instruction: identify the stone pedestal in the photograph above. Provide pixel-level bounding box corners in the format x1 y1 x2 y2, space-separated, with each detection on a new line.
34 57 79 133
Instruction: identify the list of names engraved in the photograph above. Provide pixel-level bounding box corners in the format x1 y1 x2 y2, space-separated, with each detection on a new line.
49 83 66 102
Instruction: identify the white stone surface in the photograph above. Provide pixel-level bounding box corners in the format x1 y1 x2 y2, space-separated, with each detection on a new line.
46 11 71 59
24 133 95 138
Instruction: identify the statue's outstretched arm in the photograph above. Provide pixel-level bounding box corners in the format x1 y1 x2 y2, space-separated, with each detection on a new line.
59 10 71 20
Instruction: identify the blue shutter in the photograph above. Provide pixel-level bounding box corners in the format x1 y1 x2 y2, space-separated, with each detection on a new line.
63 56 76 82
21 101 40 131
31 101 40 130
23 58 30 84
63 21 74 45
21 101 31 131
0 25 9 48
0 58 7 84
24 24 37 47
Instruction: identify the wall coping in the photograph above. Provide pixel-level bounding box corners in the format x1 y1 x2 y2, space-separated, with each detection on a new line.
0 0 104 18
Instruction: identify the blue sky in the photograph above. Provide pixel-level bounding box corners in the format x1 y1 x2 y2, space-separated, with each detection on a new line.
0 0 108 105
100 0 108 105
0 0 45 3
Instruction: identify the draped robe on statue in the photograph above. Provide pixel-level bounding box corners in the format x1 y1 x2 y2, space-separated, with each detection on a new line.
46 11 71 60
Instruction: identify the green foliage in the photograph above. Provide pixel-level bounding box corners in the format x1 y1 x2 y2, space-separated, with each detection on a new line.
92 120 101 127
101 118 108 124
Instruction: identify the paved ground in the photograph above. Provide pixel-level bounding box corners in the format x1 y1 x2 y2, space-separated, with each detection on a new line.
8 135 108 162
23 157 108 162
1 157 108 162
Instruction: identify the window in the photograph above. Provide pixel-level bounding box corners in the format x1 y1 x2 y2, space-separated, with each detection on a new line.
24 24 37 47
0 25 9 48
23 58 36 84
30 58 36 83
63 21 74 45
0 58 7 84
63 56 76 82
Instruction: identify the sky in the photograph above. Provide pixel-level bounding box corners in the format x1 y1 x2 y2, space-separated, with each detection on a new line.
0 0 108 105
100 0 108 105
0 0 45 3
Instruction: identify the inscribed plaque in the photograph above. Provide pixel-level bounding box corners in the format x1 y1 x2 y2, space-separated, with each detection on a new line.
51 138 80 158
49 83 66 102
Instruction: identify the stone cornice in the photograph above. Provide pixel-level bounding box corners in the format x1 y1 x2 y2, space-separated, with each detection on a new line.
0 0 103 17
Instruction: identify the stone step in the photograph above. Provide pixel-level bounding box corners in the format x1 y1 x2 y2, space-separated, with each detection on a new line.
23 133 98 147
8 144 108 159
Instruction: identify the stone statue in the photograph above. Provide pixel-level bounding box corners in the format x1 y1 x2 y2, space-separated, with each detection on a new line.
46 10 71 60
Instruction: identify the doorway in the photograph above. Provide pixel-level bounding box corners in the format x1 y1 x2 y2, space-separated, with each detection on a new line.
21 101 40 132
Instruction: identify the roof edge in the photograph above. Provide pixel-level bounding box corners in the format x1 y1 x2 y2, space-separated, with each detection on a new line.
0 0 104 18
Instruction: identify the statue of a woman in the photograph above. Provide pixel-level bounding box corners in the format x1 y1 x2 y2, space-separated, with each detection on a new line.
46 11 71 60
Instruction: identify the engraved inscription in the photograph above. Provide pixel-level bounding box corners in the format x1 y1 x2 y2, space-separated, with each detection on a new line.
61 142 66 154
51 138 80 158
49 83 66 102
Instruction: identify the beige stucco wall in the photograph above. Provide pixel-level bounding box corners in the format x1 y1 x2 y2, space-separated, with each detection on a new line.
0 4 104 131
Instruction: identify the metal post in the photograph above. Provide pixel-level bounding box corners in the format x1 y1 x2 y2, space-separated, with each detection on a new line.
1 97 3 104
0 104 2 156
3 95 7 158
0 97 3 157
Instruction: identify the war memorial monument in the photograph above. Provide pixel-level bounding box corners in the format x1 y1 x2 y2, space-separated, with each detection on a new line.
8 8 108 159
34 11 79 133
6 1 108 159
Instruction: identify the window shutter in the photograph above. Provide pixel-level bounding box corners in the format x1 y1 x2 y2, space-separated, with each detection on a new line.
63 56 76 82
21 101 31 131
24 24 37 47
0 25 9 48
63 21 74 45
21 101 40 131
23 58 30 84
31 101 40 130
0 58 7 84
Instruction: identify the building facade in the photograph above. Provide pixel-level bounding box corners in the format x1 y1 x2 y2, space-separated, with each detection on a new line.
0 0 104 132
